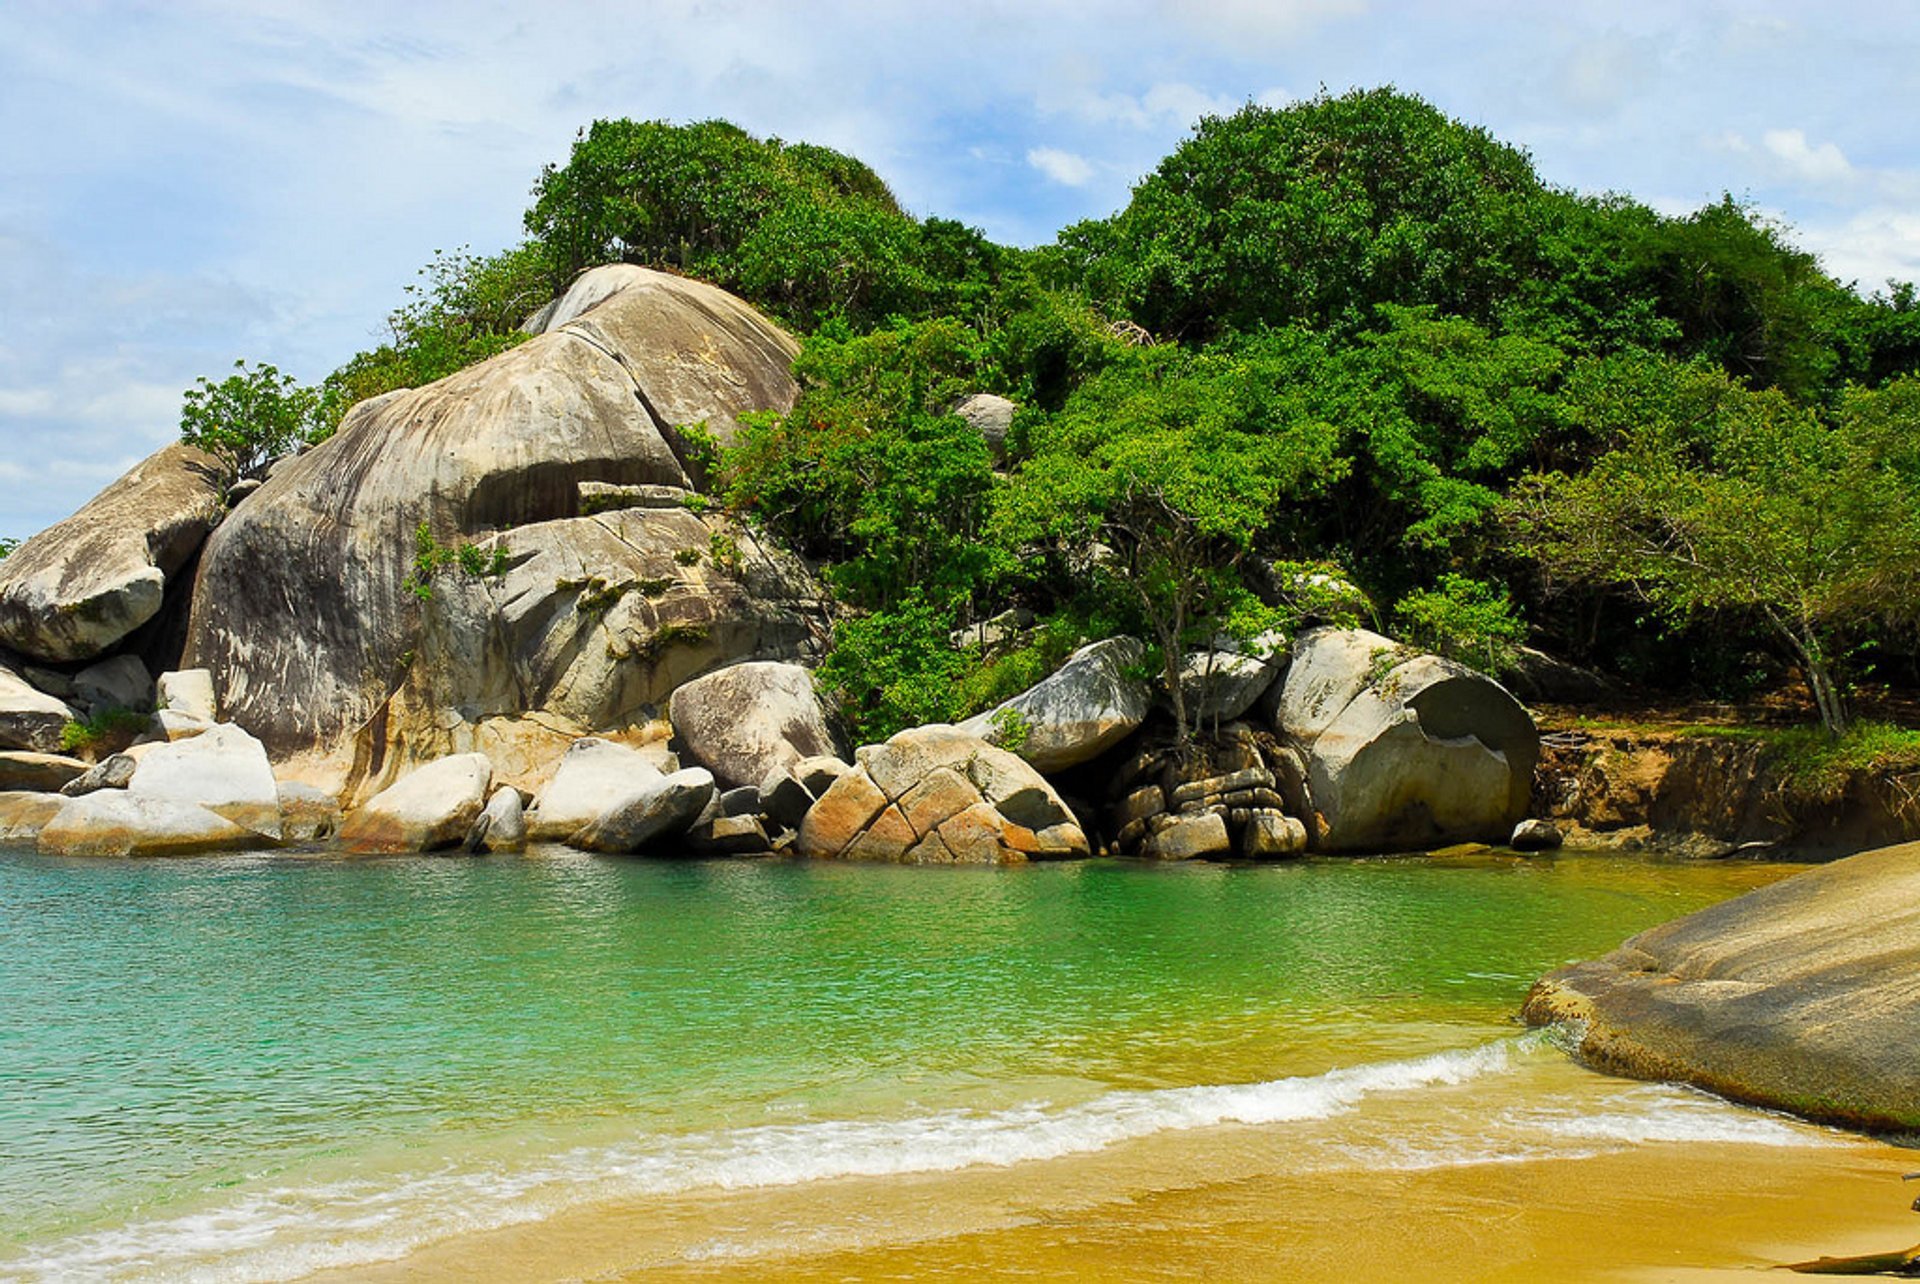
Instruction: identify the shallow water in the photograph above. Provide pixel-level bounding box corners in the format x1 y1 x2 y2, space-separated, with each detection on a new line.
0 846 1836 1279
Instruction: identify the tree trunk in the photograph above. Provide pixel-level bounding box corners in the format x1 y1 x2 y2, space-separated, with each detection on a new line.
1771 617 1848 737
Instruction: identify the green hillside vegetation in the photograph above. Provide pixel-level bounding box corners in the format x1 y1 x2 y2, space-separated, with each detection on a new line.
193 88 1920 743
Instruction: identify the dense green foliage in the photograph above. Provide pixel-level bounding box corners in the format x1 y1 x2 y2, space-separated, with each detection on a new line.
178 360 326 487
188 92 1920 740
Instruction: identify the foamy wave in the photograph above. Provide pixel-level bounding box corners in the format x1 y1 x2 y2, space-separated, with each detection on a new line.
1513 1089 1836 1148
0 1041 1520 1283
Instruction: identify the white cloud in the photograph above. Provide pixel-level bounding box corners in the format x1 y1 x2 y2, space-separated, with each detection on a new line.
1027 146 1096 187
1762 128 1855 185
1797 207 1920 291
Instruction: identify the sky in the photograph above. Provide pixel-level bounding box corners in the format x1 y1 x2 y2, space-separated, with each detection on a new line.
3 0 1919 539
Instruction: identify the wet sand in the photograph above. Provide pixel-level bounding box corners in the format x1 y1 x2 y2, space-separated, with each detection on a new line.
325 1111 1917 1282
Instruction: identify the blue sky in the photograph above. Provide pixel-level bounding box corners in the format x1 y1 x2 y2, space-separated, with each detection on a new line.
4 0 1919 539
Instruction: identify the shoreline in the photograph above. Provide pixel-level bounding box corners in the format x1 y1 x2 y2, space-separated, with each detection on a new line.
312 1118 1919 1282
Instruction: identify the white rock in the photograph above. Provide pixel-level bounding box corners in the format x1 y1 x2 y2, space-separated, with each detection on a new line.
571 767 715 853
958 637 1152 773
339 753 494 852
156 669 218 720
38 791 256 858
668 661 838 788
0 664 78 754
127 723 282 839
466 786 528 853
526 739 664 840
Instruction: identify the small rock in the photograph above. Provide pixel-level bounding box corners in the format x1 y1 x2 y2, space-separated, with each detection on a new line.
74 655 153 716
155 669 218 721
60 753 137 797
149 709 214 742
1243 811 1309 858
464 786 527 853
0 665 78 754
339 754 494 853
1144 812 1231 861
719 785 762 817
577 481 695 514
758 766 814 832
688 812 772 854
792 755 852 797
1510 818 1564 852
225 478 264 505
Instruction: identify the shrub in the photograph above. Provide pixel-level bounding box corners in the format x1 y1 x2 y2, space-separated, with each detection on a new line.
179 360 325 487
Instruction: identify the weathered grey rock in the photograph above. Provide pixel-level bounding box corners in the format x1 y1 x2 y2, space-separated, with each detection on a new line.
0 665 78 754
793 755 852 798
73 655 153 716
0 791 64 843
578 481 695 514
38 792 256 858
277 781 341 843
949 607 1035 654
1243 811 1308 858
181 267 814 780
952 393 1016 457
1510 818 1564 851
1275 628 1538 853
800 726 1088 863
718 785 762 817
957 637 1153 773
0 751 88 793
339 753 494 853
688 812 772 854
0 443 224 663
758 766 814 832
464 786 527 853
571 767 715 853
668 661 837 790
21 666 75 700
1524 841 1920 1133
1507 646 1613 705
155 669 218 721
1174 634 1286 725
225 478 263 505
60 753 137 797
526 739 664 840
127 723 282 839
1144 811 1231 860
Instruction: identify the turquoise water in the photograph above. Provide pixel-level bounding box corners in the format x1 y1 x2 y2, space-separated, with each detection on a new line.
0 846 1813 1279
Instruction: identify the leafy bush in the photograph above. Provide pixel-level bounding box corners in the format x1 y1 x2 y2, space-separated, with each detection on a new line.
1392 574 1527 674
179 360 325 486
60 708 149 756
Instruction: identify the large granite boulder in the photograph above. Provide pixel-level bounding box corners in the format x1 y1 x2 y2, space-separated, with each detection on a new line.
0 443 224 662
526 738 665 840
338 753 494 853
1524 841 1920 1133
126 723 282 839
0 665 78 754
180 267 816 799
570 767 715 853
953 393 1016 459
956 637 1152 773
668 661 837 789
37 792 257 858
1274 627 1536 852
798 726 1088 864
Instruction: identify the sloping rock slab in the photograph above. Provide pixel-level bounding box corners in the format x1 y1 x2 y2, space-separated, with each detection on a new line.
668 661 837 788
1523 841 1920 1134
38 792 256 857
0 443 223 662
339 753 493 853
0 751 89 793
957 637 1151 773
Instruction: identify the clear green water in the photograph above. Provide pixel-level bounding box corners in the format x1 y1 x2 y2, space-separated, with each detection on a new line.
0 846 1810 1279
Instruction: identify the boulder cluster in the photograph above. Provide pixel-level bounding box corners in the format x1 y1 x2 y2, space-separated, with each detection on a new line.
0 266 1548 863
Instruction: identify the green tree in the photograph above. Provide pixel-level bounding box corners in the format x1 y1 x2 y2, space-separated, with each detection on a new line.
1393 574 1527 674
1511 358 1920 733
179 360 325 487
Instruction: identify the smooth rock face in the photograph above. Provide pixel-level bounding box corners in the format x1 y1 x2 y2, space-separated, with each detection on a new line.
0 665 78 754
277 782 341 842
0 791 65 842
1275 627 1537 853
1243 811 1309 858
1174 645 1282 725
127 723 282 839
38 792 256 858
74 656 153 715
956 637 1152 773
156 669 218 720
1523 841 1920 1133
953 393 1016 457
1144 811 1231 860
0 443 224 663
181 267 812 785
0 751 88 793
526 739 664 840
799 726 1088 864
668 661 837 789
571 767 715 853
339 753 494 853
465 786 527 853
